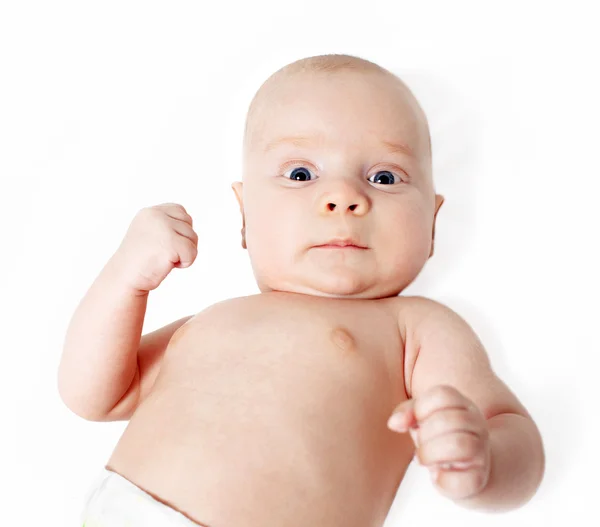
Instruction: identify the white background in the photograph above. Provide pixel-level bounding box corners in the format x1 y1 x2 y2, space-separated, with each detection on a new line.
1 1 598 526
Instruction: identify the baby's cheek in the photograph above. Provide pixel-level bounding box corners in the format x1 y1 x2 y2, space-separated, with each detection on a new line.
246 228 292 285
384 216 429 254
382 224 431 280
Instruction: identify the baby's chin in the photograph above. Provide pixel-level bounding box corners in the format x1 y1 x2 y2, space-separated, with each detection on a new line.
257 276 403 300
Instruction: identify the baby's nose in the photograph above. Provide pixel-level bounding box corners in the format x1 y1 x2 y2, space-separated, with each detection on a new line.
320 192 369 216
326 202 359 212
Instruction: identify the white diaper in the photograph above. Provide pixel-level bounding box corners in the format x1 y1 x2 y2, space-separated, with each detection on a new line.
80 467 204 527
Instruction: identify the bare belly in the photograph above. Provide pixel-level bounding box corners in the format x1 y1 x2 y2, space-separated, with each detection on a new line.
106 292 415 527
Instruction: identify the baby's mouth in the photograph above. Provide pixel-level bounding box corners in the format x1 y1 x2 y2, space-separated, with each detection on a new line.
315 244 367 250
314 237 368 249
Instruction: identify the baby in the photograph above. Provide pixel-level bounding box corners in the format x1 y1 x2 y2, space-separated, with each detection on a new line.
58 54 545 527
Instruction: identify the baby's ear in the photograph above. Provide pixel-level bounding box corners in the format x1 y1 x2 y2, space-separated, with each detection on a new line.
231 182 247 249
429 194 445 258
231 182 244 212
432 194 444 235
434 194 444 215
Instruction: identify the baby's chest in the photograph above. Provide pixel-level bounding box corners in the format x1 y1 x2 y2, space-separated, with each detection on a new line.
168 296 406 400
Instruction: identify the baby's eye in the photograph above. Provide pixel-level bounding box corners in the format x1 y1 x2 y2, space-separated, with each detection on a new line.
368 170 401 185
281 166 403 185
283 166 316 182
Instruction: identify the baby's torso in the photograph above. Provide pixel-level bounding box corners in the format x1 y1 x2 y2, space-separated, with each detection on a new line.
107 292 416 527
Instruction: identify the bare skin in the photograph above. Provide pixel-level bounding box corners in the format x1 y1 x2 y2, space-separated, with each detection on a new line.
61 61 543 527
106 292 416 527
92 68 443 526
102 69 444 526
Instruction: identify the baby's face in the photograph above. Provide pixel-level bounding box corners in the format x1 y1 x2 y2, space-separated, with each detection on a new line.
233 69 443 299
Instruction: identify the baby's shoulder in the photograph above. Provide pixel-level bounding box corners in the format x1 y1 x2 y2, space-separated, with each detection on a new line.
394 294 451 323
394 295 467 341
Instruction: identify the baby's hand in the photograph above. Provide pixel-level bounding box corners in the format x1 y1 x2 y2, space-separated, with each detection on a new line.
387 385 491 500
114 203 199 293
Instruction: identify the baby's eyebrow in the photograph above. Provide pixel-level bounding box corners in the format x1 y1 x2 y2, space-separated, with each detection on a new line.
263 134 416 159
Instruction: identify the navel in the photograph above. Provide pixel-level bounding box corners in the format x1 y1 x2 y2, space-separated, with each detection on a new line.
330 326 356 353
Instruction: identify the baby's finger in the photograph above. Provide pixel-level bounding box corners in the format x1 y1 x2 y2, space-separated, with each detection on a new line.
414 408 481 445
170 220 199 245
157 203 194 226
430 463 489 500
415 430 482 468
387 399 417 432
172 237 198 268
412 385 471 423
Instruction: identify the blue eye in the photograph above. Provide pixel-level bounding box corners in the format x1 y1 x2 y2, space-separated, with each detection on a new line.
368 170 399 185
283 166 316 182
282 165 402 185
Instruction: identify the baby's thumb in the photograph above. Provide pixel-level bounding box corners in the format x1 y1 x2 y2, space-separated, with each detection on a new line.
387 400 415 432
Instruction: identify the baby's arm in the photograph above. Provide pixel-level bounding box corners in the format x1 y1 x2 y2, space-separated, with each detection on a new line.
58 253 146 421
402 297 545 511
58 203 198 421
57 252 191 421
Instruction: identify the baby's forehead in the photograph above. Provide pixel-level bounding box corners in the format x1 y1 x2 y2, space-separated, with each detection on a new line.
250 81 413 132
248 108 422 159
244 69 429 159
259 70 413 110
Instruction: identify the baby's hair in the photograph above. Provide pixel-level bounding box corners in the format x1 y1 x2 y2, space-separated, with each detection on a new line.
243 53 431 163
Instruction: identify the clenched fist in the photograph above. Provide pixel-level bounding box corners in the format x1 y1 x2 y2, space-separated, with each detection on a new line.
388 385 491 501
113 203 199 293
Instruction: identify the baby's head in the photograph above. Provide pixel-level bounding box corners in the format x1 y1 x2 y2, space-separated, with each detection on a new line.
232 54 444 299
